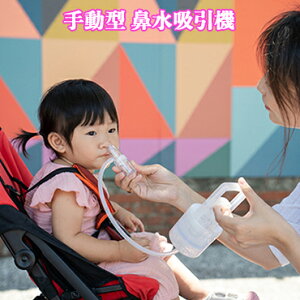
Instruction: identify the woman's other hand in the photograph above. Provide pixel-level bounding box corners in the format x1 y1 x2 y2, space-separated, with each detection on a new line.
214 177 291 248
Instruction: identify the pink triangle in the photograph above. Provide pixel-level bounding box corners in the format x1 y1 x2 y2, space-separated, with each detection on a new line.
92 46 120 110
176 138 229 176
0 0 40 38
120 139 173 164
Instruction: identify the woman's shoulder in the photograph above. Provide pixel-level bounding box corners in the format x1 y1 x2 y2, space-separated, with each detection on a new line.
279 183 300 205
272 183 300 223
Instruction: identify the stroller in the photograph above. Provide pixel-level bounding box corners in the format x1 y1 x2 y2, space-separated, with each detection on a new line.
0 128 159 300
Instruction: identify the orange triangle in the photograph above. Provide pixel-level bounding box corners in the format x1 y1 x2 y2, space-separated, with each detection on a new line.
119 47 173 138
92 46 120 110
233 0 296 86
0 78 36 139
0 0 40 38
179 52 231 138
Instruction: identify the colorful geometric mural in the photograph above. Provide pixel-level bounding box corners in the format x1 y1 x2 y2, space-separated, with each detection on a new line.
1 0 299 177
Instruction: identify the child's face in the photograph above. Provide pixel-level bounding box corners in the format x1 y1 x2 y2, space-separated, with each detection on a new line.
65 111 119 171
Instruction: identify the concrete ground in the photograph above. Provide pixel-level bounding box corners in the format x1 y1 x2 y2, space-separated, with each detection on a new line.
0 244 299 300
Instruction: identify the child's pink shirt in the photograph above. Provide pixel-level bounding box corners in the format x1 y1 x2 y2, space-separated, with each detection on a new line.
25 161 179 300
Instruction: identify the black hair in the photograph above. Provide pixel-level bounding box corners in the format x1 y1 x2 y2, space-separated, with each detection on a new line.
14 79 119 157
257 10 300 173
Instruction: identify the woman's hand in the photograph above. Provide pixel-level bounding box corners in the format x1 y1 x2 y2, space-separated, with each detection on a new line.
113 161 201 211
114 162 180 202
114 206 144 232
214 177 291 248
118 237 150 263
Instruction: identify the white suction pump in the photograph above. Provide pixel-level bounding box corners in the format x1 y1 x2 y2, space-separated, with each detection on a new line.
98 145 178 257
169 183 246 258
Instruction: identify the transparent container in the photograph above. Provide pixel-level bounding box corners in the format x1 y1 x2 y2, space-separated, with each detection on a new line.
169 183 245 258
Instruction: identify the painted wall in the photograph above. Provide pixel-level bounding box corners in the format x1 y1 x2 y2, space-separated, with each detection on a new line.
1 0 299 178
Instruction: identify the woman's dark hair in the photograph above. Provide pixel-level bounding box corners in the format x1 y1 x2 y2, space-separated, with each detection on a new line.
257 10 300 173
14 79 119 157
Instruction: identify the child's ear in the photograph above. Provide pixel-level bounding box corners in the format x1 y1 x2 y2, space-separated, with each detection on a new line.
48 132 67 154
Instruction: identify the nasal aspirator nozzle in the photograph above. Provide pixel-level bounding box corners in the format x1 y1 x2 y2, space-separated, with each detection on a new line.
108 145 136 176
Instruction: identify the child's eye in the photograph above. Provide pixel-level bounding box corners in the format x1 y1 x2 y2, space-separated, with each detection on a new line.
108 128 117 133
87 131 97 136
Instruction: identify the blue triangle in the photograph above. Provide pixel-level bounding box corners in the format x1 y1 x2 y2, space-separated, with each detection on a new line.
156 0 178 14
237 127 300 177
122 43 175 133
155 0 179 39
18 0 67 35
156 0 200 39
0 39 41 128
231 87 277 176
20 142 42 176
144 142 175 173
18 0 43 34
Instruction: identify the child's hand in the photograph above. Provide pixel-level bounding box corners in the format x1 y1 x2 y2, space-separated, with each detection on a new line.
118 237 150 262
115 207 144 232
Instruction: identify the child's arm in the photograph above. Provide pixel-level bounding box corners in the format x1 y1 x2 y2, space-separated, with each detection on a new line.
51 189 150 264
111 201 144 232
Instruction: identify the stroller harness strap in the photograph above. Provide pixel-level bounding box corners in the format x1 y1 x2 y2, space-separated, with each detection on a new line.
72 164 116 230
72 164 129 241
27 164 124 241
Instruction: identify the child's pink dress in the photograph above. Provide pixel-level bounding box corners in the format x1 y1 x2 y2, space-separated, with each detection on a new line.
25 161 179 300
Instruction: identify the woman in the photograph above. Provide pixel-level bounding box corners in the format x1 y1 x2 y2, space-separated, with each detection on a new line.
114 10 300 273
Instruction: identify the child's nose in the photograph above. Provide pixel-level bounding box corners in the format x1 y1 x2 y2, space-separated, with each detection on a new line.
99 141 111 150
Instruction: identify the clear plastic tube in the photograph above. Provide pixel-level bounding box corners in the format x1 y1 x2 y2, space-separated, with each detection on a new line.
98 157 178 257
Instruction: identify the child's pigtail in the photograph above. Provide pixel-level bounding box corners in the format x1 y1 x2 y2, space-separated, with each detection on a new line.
13 130 40 158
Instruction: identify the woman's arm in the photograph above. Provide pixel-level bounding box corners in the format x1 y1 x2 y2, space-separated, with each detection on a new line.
114 162 205 211
51 189 150 264
217 231 281 270
216 211 299 271
273 223 300 273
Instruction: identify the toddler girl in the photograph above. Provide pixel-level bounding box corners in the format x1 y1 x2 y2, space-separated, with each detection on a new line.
16 79 210 300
